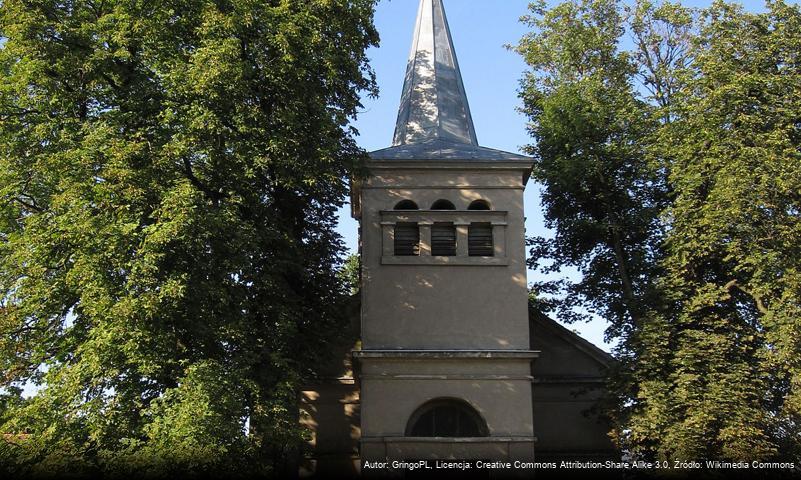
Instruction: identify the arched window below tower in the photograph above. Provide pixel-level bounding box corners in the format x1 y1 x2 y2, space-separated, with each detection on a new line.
430 199 456 210
468 222 494 257
394 223 420 256
406 399 489 437
467 199 491 211
431 222 456 256
394 199 419 210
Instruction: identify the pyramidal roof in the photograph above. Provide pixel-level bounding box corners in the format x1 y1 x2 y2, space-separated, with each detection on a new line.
393 0 477 147
370 0 530 162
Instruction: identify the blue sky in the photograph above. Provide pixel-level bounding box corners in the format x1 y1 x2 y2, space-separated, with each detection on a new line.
339 0 793 351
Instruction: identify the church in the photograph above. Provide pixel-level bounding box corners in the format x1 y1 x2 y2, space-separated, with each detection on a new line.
300 0 616 476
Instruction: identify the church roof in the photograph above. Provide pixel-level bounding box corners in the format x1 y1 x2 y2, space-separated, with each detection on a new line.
370 139 531 162
370 0 530 163
529 309 615 369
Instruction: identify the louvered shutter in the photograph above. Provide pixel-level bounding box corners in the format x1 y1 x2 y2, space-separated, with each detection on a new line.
431 223 456 256
394 223 420 256
468 223 493 256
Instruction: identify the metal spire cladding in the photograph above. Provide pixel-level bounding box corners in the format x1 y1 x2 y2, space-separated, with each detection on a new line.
370 0 530 162
392 0 477 147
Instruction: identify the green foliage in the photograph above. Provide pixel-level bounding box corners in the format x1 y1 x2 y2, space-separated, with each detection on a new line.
518 0 801 462
110 360 251 476
515 0 668 336
0 0 378 476
338 253 360 296
628 0 801 461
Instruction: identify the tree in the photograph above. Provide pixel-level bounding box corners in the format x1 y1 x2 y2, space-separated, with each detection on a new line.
627 0 801 461
338 254 361 297
0 0 378 476
515 0 668 358
517 0 801 462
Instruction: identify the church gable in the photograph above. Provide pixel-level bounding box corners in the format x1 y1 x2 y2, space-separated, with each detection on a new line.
529 310 613 380
528 310 616 460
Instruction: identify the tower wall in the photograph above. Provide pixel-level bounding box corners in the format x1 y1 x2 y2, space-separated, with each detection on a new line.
356 162 537 463
359 166 530 350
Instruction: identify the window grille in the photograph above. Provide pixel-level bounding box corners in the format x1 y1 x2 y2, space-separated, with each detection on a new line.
394 223 420 256
406 400 488 437
431 222 456 256
468 223 493 256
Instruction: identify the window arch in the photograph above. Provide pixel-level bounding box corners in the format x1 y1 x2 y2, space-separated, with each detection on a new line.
405 399 488 437
430 199 456 210
394 199 419 210
468 199 491 211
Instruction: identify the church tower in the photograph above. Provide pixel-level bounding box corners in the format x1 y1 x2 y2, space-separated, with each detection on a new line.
352 0 537 462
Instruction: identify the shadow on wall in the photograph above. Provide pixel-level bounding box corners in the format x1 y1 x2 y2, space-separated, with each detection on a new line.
368 190 527 350
299 295 361 478
376 269 526 349
529 309 618 460
385 191 523 211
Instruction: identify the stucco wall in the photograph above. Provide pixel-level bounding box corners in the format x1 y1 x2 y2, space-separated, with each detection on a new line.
359 357 535 437
300 382 361 478
359 165 530 350
299 311 620 475
530 314 617 459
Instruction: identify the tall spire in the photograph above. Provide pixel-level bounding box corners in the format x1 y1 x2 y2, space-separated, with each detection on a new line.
392 0 478 146
371 0 530 161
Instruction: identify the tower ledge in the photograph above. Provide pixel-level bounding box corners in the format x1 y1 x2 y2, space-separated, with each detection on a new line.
370 139 532 162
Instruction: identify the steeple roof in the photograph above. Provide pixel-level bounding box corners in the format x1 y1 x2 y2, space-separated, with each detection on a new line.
370 0 531 162
393 0 477 147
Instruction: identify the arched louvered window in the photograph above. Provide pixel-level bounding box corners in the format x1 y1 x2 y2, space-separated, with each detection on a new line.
431 222 456 256
468 222 493 257
394 222 420 256
406 399 488 437
431 199 456 210
467 199 491 211
394 200 419 210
